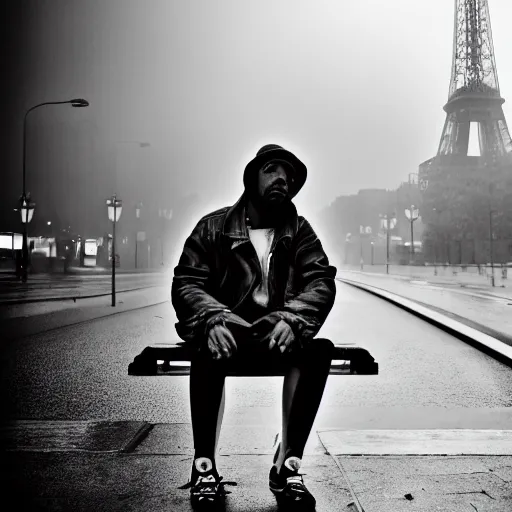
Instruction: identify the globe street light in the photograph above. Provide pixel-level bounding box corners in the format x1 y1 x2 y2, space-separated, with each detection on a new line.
21 98 89 281
405 205 420 263
380 213 397 274
106 195 122 306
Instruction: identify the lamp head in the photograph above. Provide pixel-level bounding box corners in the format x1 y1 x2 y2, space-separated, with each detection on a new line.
70 98 89 108
19 195 36 224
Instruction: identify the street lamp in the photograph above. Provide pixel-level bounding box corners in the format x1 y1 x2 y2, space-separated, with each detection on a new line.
158 207 173 267
135 202 143 269
379 213 397 274
405 205 420 263
20 98 89 281
18 195 35 282
359 225 372 270
106 195 122 306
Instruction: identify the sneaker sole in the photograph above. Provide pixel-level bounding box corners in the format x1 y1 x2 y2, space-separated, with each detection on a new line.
269 483 316 508
191 495 225 509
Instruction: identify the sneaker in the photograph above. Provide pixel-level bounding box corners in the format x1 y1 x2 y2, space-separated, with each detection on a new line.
179 457 236 507
269 456 316 508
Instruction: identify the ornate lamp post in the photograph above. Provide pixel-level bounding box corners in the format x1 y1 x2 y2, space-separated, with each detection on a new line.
106 195 122 306
359 225 372 270
20 98 89 281
18 194 35 282
405 205 420 263
380 213 397 274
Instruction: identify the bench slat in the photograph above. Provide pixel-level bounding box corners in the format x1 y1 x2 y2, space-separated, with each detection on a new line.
128 344 379 376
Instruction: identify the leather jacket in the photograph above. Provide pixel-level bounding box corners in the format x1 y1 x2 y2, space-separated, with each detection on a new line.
171 193 337 344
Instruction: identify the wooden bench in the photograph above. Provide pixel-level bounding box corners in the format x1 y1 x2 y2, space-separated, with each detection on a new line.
128 343 379 376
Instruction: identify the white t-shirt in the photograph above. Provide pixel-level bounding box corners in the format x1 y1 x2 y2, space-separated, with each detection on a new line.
247 227 275 307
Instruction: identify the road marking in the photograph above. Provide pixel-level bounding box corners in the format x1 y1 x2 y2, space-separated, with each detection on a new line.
317 429 512 455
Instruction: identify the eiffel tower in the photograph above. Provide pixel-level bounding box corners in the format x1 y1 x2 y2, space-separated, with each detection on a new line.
418 0 512 265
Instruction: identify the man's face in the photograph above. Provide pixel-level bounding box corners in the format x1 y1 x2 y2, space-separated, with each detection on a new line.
255 161 295 206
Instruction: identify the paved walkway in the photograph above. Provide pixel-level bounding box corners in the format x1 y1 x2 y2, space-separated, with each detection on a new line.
344 264 510 294
1 421 511 511
338 268 512 342
2 382 511 511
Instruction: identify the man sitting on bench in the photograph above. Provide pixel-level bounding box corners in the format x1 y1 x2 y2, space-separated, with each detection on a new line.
172 144 337 508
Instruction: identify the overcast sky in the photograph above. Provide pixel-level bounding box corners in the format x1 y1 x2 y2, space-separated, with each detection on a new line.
3 0 512 228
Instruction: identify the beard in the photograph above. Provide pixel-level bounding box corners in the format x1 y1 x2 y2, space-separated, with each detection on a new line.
248 188 292 228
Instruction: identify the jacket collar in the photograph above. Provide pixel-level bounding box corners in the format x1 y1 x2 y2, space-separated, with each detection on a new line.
222 193 299 247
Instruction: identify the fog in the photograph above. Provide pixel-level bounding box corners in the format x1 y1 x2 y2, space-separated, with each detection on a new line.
2 0 512 247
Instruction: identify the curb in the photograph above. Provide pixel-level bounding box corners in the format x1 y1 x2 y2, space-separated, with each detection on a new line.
0 285 164 306
338 277 512 369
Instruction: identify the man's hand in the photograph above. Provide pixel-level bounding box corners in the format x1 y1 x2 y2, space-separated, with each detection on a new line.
267 319 296 354
207 324 237 360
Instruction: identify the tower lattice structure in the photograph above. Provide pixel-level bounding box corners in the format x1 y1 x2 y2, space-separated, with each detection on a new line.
438 0 512 157
418 0 512 265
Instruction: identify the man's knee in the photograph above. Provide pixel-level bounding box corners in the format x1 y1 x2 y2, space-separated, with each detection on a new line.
299 337 334 361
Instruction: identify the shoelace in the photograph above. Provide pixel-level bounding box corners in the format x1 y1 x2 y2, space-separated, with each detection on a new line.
285 473 310 495
178 474 237 496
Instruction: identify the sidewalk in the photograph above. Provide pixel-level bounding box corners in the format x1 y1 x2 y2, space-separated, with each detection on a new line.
1 421 511 511
342 264 510 297
337 268 512 342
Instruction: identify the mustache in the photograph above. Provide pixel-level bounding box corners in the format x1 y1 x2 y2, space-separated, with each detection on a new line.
268 182 288 193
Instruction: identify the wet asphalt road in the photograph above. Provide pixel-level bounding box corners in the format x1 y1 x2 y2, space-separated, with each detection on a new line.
1 281 511 429
0 272 169 302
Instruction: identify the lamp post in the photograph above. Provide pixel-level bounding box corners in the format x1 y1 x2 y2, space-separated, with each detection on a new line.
371 241 375 266
106 195 122 306
380 213 397 274
489 183 496 287
135 202 143 269
486 145 499 287
344 233 352 265
18 194 35 282
405 205 420 264
158 207 173 267
359 225 372 270
20 98 89 281
432 208 442 276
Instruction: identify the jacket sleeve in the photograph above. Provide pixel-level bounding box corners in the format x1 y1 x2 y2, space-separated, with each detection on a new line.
171 218 230 343
275 218 337 340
